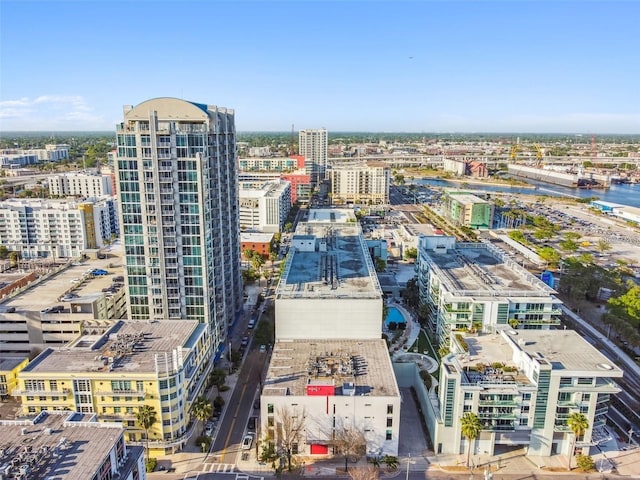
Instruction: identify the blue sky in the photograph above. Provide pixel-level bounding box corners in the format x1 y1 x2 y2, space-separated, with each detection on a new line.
1 0 639 133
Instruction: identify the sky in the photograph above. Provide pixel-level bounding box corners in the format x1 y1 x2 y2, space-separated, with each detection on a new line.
1 0 639 134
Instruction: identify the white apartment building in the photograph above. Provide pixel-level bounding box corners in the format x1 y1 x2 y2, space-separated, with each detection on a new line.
0 197 119 259
239 156 301 172
239 180 291 233
275 209 384 340
31 144 70 162
262 339 400 458
115 98 242 346
430 329 622 457
299 128 328 186
49 172 114 197
329 161 390 205
417 236 562 348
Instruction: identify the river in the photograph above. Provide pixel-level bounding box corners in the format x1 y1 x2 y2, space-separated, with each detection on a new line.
416 178 640 208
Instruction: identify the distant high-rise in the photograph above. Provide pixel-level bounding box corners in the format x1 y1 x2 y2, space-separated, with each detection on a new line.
115 97 242 345
298 128 328 186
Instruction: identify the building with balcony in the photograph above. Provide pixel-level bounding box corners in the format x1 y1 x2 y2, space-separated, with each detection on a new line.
329 161 390 205
0 410 145 480
429 329 622 457
262 339 400 458
239 155 306 173
48 172 114 197
299 128 328 186
442 191 494 230
239 170 310 205
0 356 29 399
115 98 243 347
14 319 212 455
417 236 562 348
0 197 119 259
239 180 291 233
275 209 384 340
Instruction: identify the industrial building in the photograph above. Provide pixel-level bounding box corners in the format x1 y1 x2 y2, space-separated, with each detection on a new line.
0 410 145 480
329 161 390 205
417 236 562 348
115 98 243 346
15 319 212 455
442 191 494 230
428 329 622 457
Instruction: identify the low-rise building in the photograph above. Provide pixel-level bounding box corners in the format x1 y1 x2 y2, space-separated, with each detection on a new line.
239 155 306 172
15 319 212 455
240 231 274 259
417 236 562 348
442 191 494 230
262 338 400 457
0 410 145 480
0 356 29 399
430 329 622 457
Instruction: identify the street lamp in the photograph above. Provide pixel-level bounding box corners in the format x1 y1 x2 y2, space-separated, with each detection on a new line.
628 428 635 445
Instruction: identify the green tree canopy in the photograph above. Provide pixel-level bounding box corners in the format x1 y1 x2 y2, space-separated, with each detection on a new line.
136 404 157 463
567 412 589 471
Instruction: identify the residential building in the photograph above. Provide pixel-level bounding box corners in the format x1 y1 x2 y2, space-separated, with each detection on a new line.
0 410 145 480
429 329 622 457
15 319 212 455
0 356 29 399
240 231 274 259
31 144 70 162
262 339 400 457
329 161 390 205
299 128 328 186
0 150 38 168
0 197 119 259
239 155 305 172
115 98 243 344
239 171 310 205
239 180 291 233
442 191 494 230
48 172 114 197
417 236 562 348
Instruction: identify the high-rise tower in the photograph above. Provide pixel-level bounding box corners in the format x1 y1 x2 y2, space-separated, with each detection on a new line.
298 128 328 186
115 98 242 346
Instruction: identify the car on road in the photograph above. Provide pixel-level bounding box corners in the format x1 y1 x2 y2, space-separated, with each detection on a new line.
241 336 249 347
204 422 214 437
248 318 256 329
259 344 266 353
242 434 254 450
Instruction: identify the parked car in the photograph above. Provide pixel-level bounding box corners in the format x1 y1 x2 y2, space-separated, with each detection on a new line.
50 305 64 313
113 276 124 282
248 318 256 329
259 344 266 353
91 269 108 276
241 336 249 347
248 417 257 431
205 422 215 437
242 434 254 450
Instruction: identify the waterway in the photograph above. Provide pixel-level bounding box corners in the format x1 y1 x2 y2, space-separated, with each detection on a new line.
416 178 640 208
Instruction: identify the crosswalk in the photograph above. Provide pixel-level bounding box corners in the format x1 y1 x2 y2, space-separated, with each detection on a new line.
201 463 237 473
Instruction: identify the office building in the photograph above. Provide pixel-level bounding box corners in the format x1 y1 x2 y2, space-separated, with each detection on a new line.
0 410 145 480
417 236 562 348
48 172 114 197
329 161 390 205
115 98 243 344
239 180 291 233
299 128 328 186
429 329 622 457
15 319 212 455
0 197 119 259
442 191 494 230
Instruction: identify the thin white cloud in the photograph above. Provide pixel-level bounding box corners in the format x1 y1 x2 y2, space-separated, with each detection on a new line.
0 95 108 130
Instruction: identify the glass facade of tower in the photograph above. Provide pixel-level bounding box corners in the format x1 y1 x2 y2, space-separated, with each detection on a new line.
115 98 242 347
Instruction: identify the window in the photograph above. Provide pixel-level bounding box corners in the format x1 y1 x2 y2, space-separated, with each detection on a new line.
267 404 274 414
387 404 393 415
464 392 473 400
386 418 393 427
582 393 591 402
385 429 392 441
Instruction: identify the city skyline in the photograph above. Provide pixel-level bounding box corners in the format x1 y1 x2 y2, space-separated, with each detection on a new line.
1 1 639 134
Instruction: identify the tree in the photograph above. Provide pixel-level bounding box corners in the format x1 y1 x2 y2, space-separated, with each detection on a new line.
567 412 589 471
274 406 306 471
192 396 213 433
333 423 367 472
608 282 640 326
209 368 227 394
460 412 482 468
596 239 612 254
349 465 380 480
575 454 595 472
0 246 8 259
375 258 386 272
404 247 418 261
538 247 561 268
136 405 157 464
381 455 399 471
8 250 20 268
559 238 579 254
563 231 582 242
259 436 282 475
284 222 293 233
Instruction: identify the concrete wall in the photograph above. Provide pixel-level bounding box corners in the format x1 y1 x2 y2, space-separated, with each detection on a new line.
276 297 382 339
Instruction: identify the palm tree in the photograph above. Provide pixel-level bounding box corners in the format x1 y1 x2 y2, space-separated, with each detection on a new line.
460 412 482 468
596 239 612 254
136 404 157 464
567 412 589 471
192 396 213 433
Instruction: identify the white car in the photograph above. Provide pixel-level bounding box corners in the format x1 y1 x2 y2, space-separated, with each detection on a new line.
242 434 254 450
205 422 214 437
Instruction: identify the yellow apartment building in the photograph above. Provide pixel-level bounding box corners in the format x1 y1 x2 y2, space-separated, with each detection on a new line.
0 356 29 399
14 319 212 455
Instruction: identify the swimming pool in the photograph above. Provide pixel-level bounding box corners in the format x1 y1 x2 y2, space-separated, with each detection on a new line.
384 306 406 327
